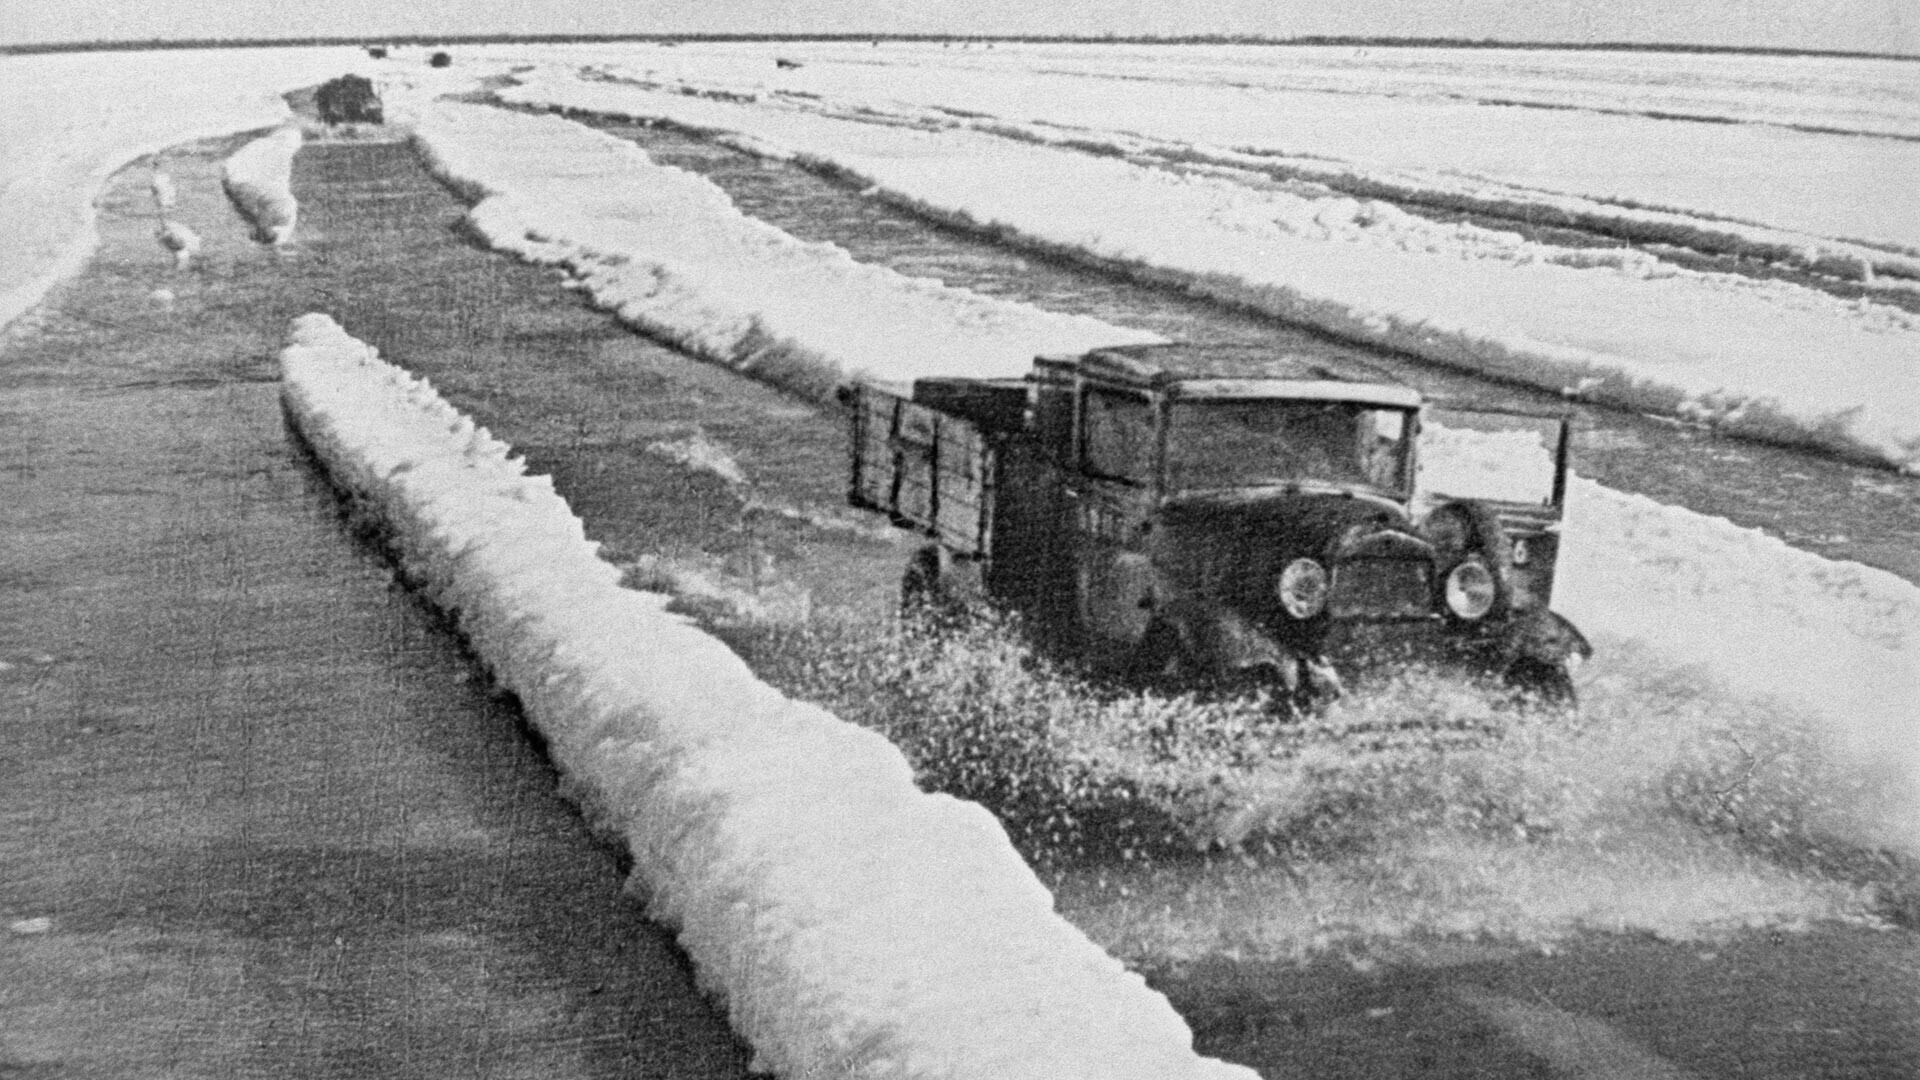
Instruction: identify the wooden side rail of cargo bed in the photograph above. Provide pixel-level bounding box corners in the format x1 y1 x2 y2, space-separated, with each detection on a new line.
846 383 997 558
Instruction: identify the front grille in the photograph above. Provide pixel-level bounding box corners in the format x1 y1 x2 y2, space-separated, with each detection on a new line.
1330 558 1432 620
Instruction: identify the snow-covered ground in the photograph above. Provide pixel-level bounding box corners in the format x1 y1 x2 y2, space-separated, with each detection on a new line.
0 47 368 333
494 64 1920 472
279 313 1255 1080
502 41 1920 257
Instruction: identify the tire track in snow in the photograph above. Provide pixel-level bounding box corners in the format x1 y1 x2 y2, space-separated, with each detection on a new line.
1454 986 1699 1080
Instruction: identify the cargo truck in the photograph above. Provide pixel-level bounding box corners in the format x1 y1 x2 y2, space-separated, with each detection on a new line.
846 342 1591 712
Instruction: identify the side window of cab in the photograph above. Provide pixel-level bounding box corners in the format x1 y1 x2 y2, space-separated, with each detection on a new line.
1081 387 1155 484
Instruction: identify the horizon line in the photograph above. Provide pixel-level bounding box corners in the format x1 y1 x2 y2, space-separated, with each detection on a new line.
5 32 1916 63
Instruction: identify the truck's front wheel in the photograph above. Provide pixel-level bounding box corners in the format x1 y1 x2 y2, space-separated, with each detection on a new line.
1503 655 1578 708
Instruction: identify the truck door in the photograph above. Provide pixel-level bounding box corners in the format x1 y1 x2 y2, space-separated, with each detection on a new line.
1072 385 1159 653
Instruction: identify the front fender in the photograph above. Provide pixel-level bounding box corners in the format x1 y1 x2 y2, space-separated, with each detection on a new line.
1498 608 1592 666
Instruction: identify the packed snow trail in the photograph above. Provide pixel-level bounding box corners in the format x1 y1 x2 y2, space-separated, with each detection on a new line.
279 313 1256 1080
498 71 1920 472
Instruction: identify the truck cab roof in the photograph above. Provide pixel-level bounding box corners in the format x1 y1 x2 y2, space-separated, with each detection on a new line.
1042 343 1423 409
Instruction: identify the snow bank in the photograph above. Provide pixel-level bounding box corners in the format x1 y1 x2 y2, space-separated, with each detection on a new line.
407 101 1158 399
155 219 201 271
278 313 1253 1080
0 47 364 333
500 74 1920 472
933 117 1920 292
222 125 303 245
148 166 178 211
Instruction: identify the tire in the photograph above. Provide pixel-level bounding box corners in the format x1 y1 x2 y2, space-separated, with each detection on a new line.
1125 617 1189 685
1503 655 1577 708
1262 653 1342 722
1127 612 1329 721
901 544 972 624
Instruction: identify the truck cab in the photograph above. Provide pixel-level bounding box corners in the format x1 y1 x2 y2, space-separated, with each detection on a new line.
848 342 1590 710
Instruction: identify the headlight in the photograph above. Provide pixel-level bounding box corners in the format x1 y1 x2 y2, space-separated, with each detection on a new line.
1278 557 1329 619
1444 559 1498 621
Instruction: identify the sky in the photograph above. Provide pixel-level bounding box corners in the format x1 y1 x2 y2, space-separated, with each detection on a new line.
5 0 1919 56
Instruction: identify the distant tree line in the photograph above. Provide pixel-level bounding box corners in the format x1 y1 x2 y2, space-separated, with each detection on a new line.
4 33 1915 63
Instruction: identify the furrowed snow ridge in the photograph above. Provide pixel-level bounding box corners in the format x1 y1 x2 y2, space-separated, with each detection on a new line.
276 312 1256 1080
405 101 1159 400
223 125 302 245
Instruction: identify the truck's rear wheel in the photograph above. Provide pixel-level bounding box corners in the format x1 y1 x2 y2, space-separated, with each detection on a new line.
901 544 976 623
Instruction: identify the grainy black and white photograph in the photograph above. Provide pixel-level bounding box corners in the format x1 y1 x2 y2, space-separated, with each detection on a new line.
2 1 1917 1077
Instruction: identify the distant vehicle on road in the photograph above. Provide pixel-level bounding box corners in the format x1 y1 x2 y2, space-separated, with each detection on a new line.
315 74 383 126
846 342 1590 712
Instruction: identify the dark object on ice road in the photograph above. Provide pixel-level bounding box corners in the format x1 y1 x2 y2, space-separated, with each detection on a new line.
846 342 1591 713
429 51 452 68
315 74 383 126
775 57 805 70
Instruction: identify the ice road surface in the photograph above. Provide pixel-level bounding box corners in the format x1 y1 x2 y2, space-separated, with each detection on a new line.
411 97 1920 862
279 313 1255 1080
0 47 368 332
497 61 1920 472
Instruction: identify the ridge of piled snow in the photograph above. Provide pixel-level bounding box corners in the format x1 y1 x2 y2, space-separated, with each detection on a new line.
148 166 178 212
222 125 303 245
407 101 1159 399
277 312 1254 1080
0 47 365 334
912 110 1920 290
154 219 201 271
499 74 1920 472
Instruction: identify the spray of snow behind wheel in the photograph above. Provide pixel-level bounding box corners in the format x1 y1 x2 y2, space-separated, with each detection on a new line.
722 586 1911 965
623 412 1915 964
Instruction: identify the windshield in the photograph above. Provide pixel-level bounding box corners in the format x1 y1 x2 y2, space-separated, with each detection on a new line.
1417 407 1566 507
1167 400 1414 494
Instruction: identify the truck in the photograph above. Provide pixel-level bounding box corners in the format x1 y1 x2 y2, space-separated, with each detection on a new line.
845 342 1592 713
315 74 383 126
